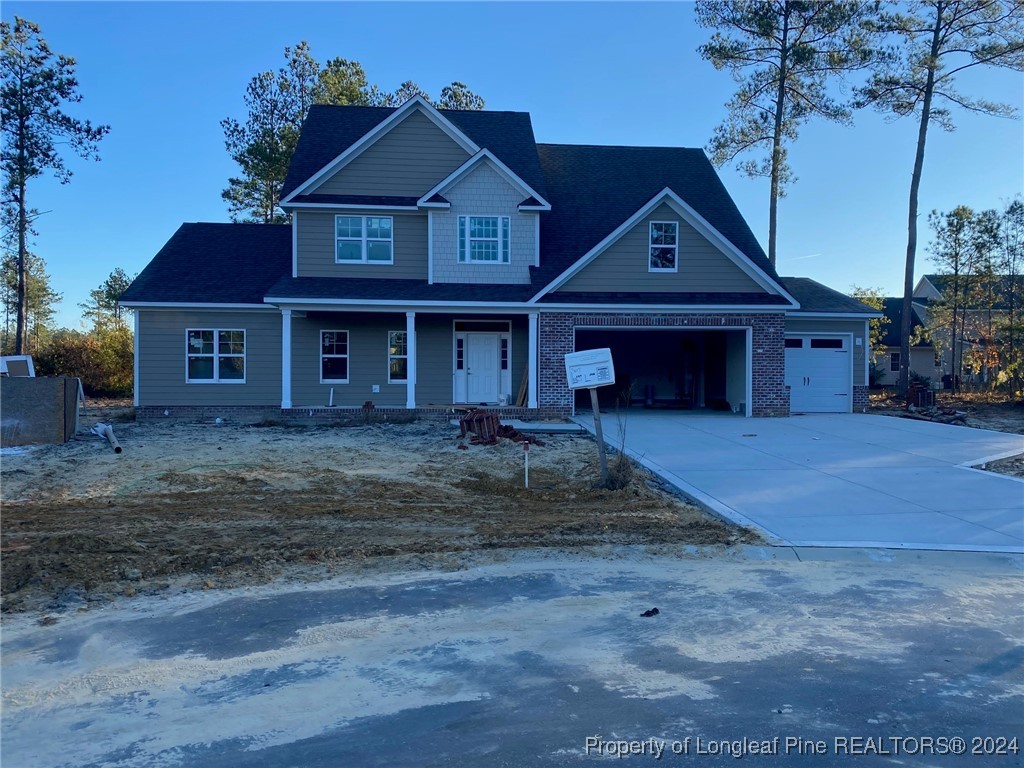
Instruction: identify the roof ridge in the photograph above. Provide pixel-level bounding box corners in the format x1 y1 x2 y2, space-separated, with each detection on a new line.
537 142 705 151
182 221 290 228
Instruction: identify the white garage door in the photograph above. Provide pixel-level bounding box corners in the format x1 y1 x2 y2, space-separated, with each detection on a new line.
785 336 851 413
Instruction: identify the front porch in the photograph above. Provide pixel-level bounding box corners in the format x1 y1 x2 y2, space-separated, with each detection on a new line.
279 309 541 410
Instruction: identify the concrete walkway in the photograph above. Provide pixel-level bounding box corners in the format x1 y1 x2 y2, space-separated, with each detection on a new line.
577 411 1024 553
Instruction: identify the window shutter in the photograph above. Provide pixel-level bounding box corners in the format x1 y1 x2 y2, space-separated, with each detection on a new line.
501 217 510 263
458 216 466 262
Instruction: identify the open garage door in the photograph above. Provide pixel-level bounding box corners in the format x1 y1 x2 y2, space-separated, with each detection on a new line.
784 335 852 413
574 328 749 415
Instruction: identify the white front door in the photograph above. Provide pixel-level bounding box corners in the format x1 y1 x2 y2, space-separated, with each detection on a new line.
785 336 852 413
466 333 500 403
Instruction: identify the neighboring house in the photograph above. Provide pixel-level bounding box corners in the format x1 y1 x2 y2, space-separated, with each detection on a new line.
120 96 877 418
876 296 943 388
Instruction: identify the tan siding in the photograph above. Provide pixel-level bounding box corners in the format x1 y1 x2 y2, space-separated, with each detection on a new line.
558 203 766 294
311 110 470 197
785 317 868 386
295 210 427 279
138 309 281 406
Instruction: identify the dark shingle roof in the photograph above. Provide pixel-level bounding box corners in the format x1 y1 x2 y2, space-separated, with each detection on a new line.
281 105 546 200
539 291 789 306
880 297 931 347
921 273 1024 310
120 224 290 304
533 144 783 294
780 277 878 315
265 276 535 303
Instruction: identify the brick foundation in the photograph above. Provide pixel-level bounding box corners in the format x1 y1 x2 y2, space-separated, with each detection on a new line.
853 385 870 413
135 405 568 423
539 311 789 417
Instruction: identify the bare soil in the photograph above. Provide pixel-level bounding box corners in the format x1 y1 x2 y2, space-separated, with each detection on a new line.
0 405 752 614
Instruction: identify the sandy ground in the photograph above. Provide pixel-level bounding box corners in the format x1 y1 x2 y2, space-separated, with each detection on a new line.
1 407 750 614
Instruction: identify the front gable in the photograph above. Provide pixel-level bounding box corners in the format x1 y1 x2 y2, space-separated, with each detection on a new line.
536 190 795 304
310 108 472 198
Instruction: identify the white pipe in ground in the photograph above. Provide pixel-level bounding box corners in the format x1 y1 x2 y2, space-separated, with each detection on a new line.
91 423 122 454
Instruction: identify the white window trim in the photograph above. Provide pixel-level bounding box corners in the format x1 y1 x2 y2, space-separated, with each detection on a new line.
335 215 394 265
648 220 679 273
320 329 351 384
185 328 246 384
388 330 408 383
458 215 510 265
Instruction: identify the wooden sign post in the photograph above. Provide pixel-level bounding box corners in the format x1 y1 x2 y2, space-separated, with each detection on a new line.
564 348 616 486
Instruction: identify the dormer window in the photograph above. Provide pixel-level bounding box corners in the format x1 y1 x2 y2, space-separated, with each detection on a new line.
336 215 393 264
649 221 678 272
458 216 510 264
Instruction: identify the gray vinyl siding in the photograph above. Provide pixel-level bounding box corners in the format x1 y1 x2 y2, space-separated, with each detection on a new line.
288 312 528 407
429 163 535 285
137 309 281 406
557 203 767 294
785 317 867 386
310 109 470 198
295 210 427 279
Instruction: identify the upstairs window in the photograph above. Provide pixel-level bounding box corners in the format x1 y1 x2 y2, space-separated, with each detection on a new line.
458 216 510 263
649 221 678 272
336 216 393 264
186 329 245 383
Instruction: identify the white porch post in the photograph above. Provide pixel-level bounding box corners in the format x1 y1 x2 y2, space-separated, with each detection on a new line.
406 311 417 409
281 308 292 409
528 312 539 409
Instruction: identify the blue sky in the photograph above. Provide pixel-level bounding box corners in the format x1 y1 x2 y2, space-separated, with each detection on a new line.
5 1 1023 328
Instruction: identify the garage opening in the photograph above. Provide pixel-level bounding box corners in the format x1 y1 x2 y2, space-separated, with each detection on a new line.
574 328 749 415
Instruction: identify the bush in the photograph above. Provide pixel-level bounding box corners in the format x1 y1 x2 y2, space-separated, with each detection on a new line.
35 322 133 397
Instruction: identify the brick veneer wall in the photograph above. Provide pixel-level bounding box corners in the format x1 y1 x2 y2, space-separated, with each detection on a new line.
539 311 790 417
853 385 869 413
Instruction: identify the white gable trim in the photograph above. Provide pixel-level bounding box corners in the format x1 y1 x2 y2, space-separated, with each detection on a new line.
913 275 942 300
529 187 798 306
281 96 480 204
417 149 551 211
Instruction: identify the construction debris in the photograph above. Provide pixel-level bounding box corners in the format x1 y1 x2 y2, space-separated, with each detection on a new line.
458 409 545 446
904 404 968 426
91 422 123 453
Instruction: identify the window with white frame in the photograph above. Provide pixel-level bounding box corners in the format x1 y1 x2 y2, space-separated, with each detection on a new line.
458 216 510 263
321 331 350 382
388 331 408 383
336 216 393 263
649 221 679 271
186 329 245 383
890 351 901 372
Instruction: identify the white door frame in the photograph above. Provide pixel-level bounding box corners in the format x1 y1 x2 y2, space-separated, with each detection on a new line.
452 319 513 404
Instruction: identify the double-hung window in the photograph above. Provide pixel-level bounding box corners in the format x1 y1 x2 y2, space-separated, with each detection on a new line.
321 331 350 382
186 329 245 383
890 351 901 372
649 221 679 272
336 216 393 264
388 331 408 383
458 216 510 263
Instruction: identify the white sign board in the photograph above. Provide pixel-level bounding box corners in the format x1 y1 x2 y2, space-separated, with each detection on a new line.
564 348 616 390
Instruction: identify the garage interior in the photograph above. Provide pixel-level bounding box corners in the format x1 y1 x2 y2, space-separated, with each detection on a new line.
574 329 747 414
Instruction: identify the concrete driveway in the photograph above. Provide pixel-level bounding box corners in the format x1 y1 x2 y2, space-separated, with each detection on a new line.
578 412 1024 553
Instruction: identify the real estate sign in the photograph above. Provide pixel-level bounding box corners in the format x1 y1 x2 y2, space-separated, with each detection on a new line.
564 348 615 390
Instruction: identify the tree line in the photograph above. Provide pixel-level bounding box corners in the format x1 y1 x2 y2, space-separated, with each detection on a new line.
3 7 1022 399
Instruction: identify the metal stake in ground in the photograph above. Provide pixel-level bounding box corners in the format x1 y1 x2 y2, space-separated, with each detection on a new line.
589 388 609 485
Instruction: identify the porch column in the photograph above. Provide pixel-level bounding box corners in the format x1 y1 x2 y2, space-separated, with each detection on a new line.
281 308 292 409
406 311 417 409
528 312 539 409
133 310 140 407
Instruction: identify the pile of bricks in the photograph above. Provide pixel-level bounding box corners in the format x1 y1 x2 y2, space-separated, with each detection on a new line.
458 409 545 446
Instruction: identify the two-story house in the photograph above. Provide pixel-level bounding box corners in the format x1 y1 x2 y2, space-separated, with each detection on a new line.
120 96 877 418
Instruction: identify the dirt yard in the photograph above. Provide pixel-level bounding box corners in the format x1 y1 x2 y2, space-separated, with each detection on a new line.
1 406 750 614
